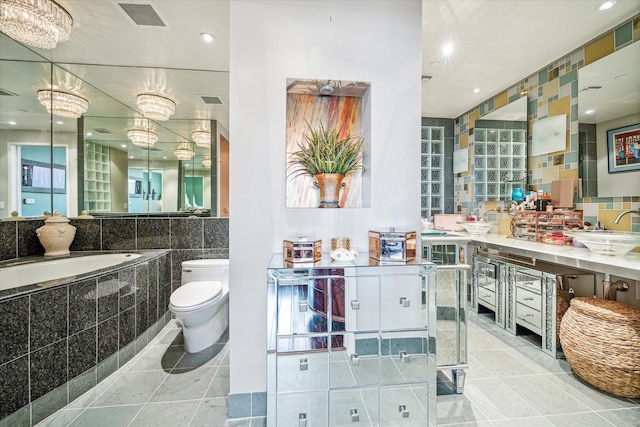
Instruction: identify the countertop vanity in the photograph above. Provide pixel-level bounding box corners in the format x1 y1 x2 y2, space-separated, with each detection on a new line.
447 233 640 358
470 234 640 281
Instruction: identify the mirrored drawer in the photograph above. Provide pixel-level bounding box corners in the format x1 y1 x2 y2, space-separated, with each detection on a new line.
516 287 541 311
516 302 542 333
516 273 541 294
477 261 496 281
477 287 496 309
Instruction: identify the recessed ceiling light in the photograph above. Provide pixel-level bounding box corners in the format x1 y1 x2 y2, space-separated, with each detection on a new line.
585 109 595 115
442 43 454 56
129 156 134 159
473 88 480 94
121 144 127 148
56 121 63 125
8 121 17 125
597 1 615 11
200 32 215 43
185 164 190 167
86 132 92 136
163 156 167 159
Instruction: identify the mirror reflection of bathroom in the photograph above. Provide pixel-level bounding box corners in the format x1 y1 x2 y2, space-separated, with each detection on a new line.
472 96 528 203
578 41 640 198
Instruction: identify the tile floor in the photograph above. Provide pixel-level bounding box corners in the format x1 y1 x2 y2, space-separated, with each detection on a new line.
36 322 264 427
37 312 639 426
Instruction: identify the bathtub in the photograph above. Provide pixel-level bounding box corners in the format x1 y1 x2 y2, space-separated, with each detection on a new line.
0 253 142 290
0 250 172 426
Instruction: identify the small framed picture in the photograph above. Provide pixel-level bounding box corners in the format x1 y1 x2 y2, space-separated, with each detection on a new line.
607 123 640 173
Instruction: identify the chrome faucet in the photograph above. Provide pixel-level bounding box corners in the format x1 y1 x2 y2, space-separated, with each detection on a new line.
480 208 497 219
480 201 518 219
602 273 629 300
614 208 640 224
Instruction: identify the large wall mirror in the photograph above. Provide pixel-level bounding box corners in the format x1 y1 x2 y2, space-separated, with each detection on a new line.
578 41 640 197
472 96 528 202
0 33 229 218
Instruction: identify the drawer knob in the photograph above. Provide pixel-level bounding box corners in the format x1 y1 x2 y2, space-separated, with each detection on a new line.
299 358 308 371
398 404 409 418
350 299 360 310
483 294 492 298
351 353 360 366
399 297 410 307
350 408 359 422
400 350 411 363
523 296 534 301
524 313 535 317
299 413 308 427
299 301 308 312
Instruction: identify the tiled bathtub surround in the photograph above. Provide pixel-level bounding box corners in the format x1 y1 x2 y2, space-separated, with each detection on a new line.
0 217 229 285
0 251 172 426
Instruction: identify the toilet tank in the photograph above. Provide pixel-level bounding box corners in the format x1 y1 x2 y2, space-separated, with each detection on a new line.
181 259 229 285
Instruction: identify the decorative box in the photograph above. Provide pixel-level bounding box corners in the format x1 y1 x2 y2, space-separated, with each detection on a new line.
283 238 322 263
368 229 416 262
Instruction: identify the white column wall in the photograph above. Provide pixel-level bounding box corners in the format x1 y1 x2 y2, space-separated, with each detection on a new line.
229 0 422 394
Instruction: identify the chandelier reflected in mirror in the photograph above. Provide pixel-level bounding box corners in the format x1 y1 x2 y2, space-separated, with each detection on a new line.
0 0 73 49
174 142 195 161
136 93 175 121
37 89 88 118
127 129 158 148
202 155 212 169
191 129 211 148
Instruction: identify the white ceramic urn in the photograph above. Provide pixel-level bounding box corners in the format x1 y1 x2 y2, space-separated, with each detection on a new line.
36 211 77 256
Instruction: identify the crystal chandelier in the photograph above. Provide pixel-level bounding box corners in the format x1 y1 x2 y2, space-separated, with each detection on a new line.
191 129 211 148
37 89 88 118
174 142 195 161
0 0 73 49
202 155 212 169
136 93 175 121
127 129 158 148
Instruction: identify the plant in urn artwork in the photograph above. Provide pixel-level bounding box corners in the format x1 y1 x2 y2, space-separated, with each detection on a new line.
287 120 365 208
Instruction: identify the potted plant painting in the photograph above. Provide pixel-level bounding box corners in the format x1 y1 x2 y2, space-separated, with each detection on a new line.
288 120 365 208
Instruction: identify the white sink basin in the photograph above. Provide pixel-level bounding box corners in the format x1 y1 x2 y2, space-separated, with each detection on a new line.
563 230 640 256
457 221 496 235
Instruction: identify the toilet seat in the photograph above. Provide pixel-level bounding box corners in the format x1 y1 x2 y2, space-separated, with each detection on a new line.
169 281 222 312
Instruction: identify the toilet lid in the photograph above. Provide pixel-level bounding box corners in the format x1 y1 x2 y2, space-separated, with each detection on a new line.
170 281 222 309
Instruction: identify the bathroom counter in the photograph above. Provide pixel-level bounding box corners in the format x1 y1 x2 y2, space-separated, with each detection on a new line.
466 234 640 280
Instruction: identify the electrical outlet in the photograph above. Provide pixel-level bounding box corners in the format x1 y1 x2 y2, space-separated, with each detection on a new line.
124 203 128 209
0 201 4 209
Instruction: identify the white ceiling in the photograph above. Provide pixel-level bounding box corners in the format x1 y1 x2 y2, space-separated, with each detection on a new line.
1 0 639 143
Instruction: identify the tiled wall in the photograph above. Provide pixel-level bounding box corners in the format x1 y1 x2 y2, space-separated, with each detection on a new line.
0 216 230 286
578 123 598 198
453 15 640 235
0 216 230 424
0 252 172 426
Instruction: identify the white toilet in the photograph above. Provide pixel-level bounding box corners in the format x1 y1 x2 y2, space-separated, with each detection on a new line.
169 259 229 353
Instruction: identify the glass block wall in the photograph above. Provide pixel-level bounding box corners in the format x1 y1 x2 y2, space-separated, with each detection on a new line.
421 125 445 218
421 118 454 219
473 124 526 201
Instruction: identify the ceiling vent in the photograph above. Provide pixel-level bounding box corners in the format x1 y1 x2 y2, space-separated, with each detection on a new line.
200 96 223 105
0 88 18 96
579 85 603 93
116 2 167 27
92 128 113 134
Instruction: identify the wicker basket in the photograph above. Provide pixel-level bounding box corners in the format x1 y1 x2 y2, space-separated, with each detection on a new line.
559 297 640 398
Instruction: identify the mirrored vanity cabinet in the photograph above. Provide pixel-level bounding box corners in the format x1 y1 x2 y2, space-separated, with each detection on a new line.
471 251 594 358
267 254 437 426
